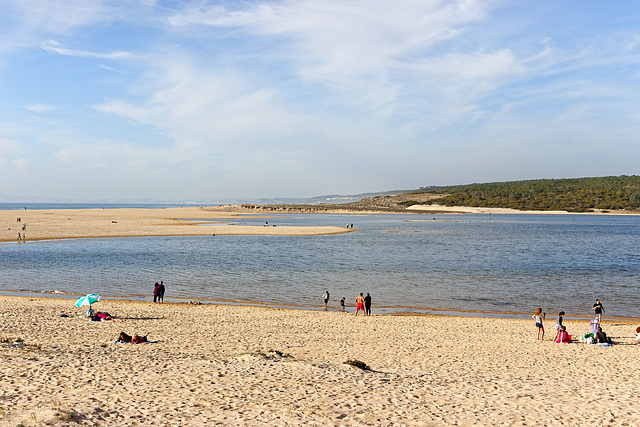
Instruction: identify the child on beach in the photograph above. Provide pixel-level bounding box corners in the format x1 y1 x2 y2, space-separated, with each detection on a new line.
553 311 565 342
533 308 546 340
592 299 604 322
631 326 640 344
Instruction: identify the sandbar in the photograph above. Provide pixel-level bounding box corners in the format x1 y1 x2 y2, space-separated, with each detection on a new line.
1 207 351 242
1 296 638 425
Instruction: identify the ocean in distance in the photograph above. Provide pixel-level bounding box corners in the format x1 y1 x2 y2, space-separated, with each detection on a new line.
1 206 639 320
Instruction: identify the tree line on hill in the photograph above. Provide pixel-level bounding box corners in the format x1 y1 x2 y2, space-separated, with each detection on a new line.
404 175 640 212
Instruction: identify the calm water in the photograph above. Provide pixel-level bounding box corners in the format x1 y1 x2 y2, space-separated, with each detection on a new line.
1 211 639 319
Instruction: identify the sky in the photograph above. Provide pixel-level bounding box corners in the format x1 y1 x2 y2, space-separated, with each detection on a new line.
1 1 640 202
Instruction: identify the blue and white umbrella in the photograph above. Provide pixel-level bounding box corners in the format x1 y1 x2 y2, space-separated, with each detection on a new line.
75 294 101 308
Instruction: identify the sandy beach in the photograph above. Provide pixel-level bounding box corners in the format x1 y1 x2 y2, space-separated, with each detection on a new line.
0 207 351 242
1 296 639 426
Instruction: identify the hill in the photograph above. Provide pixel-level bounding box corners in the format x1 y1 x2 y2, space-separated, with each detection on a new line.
402 175 640 213
231 176 640 214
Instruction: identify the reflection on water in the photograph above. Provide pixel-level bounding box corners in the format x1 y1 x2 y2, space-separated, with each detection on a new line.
1 213 639 318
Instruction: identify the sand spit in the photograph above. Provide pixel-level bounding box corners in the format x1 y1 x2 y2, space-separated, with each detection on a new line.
1 296 639 426
1 207 351 242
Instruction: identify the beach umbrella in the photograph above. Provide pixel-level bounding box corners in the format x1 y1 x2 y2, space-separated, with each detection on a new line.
75 294 101 308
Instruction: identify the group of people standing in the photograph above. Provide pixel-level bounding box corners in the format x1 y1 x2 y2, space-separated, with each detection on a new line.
533 299 609 343
153 281 165 303
16 219 26 242
322 290 372 315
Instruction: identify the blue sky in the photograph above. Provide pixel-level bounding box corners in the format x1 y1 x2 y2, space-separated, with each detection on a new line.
1 1 640 202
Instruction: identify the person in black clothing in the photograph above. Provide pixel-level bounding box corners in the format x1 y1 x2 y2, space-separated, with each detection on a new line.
593 299 604 322
364 293 372 316
158 281 165 303
595 326 611 344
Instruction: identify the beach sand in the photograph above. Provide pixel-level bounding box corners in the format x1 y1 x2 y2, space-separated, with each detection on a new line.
1 296 638 426
1 207 351 242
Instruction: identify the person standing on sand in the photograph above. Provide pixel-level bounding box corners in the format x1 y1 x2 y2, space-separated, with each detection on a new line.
593 299 604 322
355 293 365 316
340 297 346 312
364 293 372 316
159 281 165 303
533 308 545 340
153 282 162 303
553 311 565 342
322 291 330 311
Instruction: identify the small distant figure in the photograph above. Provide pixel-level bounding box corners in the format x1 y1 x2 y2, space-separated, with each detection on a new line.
355 293 365 316
91 312 125 322
631 326 640 344
116 332 133 343
533 308 546 340
17 233 22 242
322 290 330 311
158 281 165 303
364 293 372 316
21 223 26 231
555 326 570 343
265 221 269 227
553 311 565 342
350 224 354 229
592 299 604 322
153 282 162 303
132 334 149 344
340 297 346 312
595 326 611 344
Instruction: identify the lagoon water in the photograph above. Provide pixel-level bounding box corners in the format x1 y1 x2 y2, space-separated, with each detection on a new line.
1 210 639 319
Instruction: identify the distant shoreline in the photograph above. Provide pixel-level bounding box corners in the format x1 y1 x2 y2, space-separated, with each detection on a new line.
4 204 638 243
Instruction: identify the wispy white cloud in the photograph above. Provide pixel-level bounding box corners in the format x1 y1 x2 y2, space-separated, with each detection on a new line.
41 40 135 60
24 104 56 112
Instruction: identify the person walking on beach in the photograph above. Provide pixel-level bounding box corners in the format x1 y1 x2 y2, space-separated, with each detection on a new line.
322 291 330 311
533 308 546 340
158 281 165 303
355 293 365 316
593 299 604 322
364 293 372 316
340 297 346 312
153 282 162 303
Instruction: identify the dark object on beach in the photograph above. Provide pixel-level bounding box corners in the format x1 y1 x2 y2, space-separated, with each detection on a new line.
153 282 162 303
116 332 133 343
344 359 370 370
60 313 69 317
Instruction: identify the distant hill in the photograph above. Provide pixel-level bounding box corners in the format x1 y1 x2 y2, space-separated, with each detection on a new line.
238 176 640 214
404 175 640 212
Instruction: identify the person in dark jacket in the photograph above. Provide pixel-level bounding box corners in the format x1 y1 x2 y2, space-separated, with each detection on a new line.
153 282 162 303
158 281 165 303
364 293 372 316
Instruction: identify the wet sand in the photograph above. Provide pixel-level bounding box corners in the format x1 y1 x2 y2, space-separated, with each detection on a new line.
1 296 638 426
